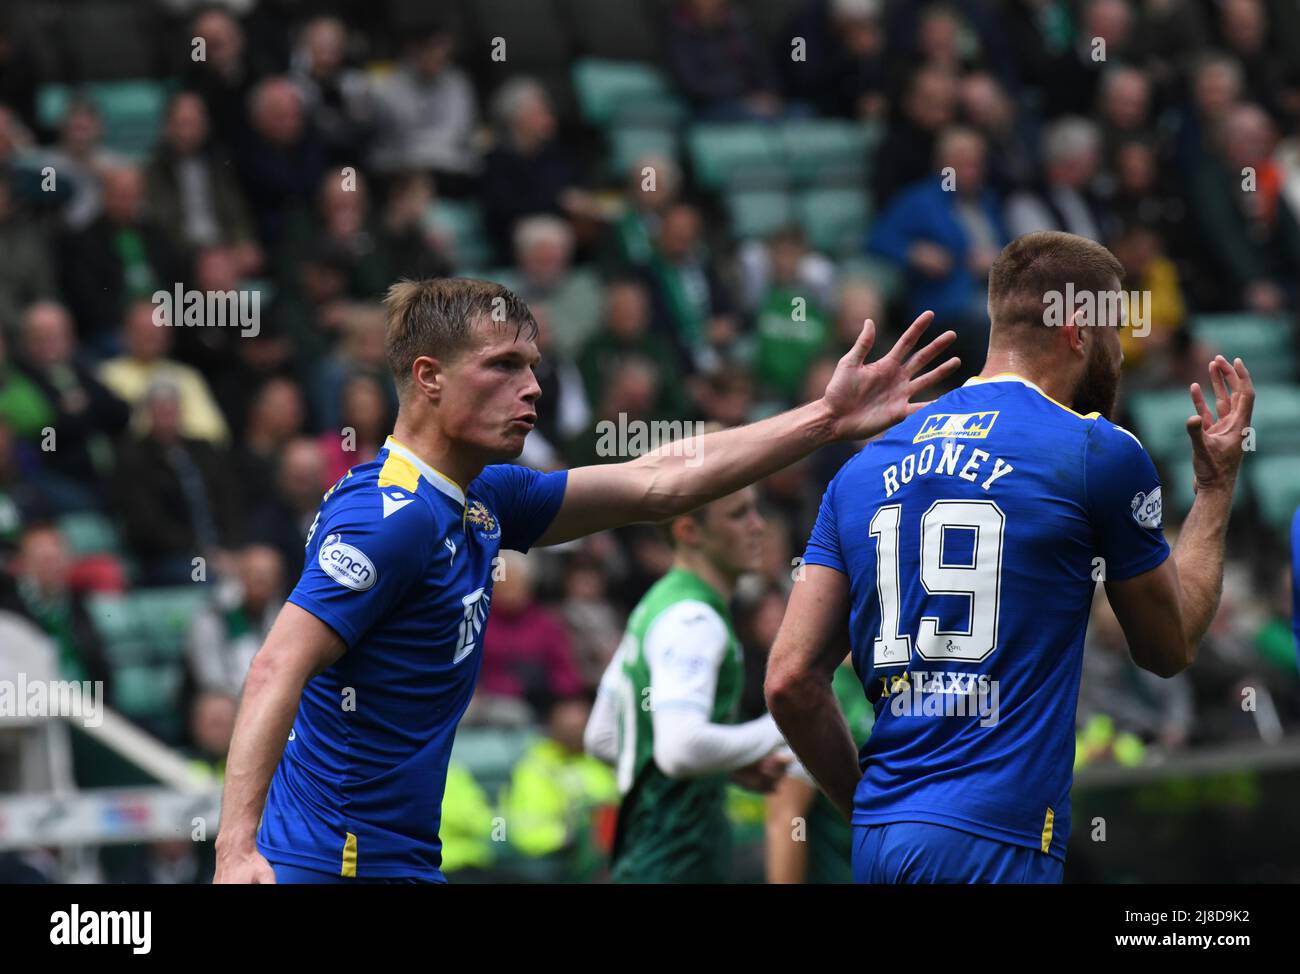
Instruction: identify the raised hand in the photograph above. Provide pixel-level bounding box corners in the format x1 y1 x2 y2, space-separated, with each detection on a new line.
821 311 960 442
1187 355 1255 493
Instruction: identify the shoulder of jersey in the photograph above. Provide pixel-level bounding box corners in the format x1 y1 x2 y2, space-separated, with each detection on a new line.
328 453 440 525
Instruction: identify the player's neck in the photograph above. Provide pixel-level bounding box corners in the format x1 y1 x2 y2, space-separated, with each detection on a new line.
672 552 736 602
977 353 1080 411
388 420 484 494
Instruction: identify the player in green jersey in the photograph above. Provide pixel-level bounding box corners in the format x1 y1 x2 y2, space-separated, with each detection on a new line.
586 485 788 883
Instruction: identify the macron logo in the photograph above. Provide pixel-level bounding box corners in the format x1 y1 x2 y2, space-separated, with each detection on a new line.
382 491 416 518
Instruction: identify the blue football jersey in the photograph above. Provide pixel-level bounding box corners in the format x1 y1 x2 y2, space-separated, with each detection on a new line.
803 374 1170 859
257 437 567 879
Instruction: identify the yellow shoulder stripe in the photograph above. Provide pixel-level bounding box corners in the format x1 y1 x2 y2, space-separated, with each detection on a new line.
378 453 420 492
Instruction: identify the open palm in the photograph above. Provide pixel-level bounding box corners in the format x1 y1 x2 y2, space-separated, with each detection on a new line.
822 310 960 441
1188 355 1254 493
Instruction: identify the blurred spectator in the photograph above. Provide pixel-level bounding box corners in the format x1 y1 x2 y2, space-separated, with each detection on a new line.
37 99 125 231
481 78 593 264
0 326 53 439
478 551 585 707
58 165 182 353
745 226 834 404
578 278 686 420
233 376 305 511
311 302 396 432
144 91 259 265
17 301 129 505
503 688 618 877
288 16 370 165
186 690 236 781
187 545 284 700
782 0 886 120
437 761 496 876
641 201 738 372
958 71 1035 193
184 8 261 151
605 153 681 273
498 216 602 360
367 23 479 189
0 523 111 687
1038 0 1137 119
1096 66 1154 170
1110 225 1185 372
869 126 1006 353
319 373 390 486
1189 103 1300 311
277 170 390 303
235 77 327 245
873 65 958 207
379 172 455 282
738 224 835 314
0 168 56 331
560 556 624 687
568 359 663 470
1108 138 1187 248
666 0 785 121
1175 53 1244 171
99 300 230 445
1005 116 1112 242
830 277 886 352
247 437 325 576
695 364 755 428
110 380 242 585
1218 0 1289 118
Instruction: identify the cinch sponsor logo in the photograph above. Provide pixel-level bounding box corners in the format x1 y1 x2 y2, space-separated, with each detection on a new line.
1130 486 1163 529
913 411 999 444
318 534 377 591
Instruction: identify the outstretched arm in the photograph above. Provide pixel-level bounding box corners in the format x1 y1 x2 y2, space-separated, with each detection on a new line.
536 313 957 546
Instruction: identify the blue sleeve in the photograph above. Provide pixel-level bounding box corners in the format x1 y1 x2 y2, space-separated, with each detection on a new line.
286 500 430 648
473 465 569 552
867 185 926 264
803 467 846 574
1084 422 1171 581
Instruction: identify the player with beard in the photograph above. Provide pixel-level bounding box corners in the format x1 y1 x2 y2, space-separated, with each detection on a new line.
766 231 1255 883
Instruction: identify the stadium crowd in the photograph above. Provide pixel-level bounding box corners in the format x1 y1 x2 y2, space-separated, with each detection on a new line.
0 0 1298 881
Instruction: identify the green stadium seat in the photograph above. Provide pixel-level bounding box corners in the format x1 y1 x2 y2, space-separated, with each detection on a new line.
57 512 123 557
573 59 681 128
796 186 871 256
1188 313 1295 383
429 200 493 271
837 255 904 303
606 125 680 180
1245 384 1300 453
1125 389 1194 463
37 80 173 160
451 726 537 798
724 189 793 240
687 123 786 190
89 587 208 667
1250 454 1300 533
778 119 878 186
112 664 182 718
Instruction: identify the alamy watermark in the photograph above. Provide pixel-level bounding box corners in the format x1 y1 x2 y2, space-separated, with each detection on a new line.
0 675 104 728
594 414 706 467
1043 283 1150 339
885 671 1000 727
151 284 260 338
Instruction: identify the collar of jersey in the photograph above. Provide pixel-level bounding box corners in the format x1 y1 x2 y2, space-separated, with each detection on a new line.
961 372 1099 419
383 436 466 509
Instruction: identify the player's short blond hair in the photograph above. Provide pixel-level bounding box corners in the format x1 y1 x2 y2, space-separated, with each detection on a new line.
383 278 537 395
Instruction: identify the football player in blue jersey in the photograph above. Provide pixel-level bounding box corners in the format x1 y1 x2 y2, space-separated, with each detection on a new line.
213 276 960 883
766 231 1255 884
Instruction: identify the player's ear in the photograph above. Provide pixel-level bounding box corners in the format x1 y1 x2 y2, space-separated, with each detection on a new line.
1063 308 1088 358
411 355 444 403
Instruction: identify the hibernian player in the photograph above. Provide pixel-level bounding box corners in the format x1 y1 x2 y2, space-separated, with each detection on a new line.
214 277 959 883
584 484 786 883
766 231 1254 884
